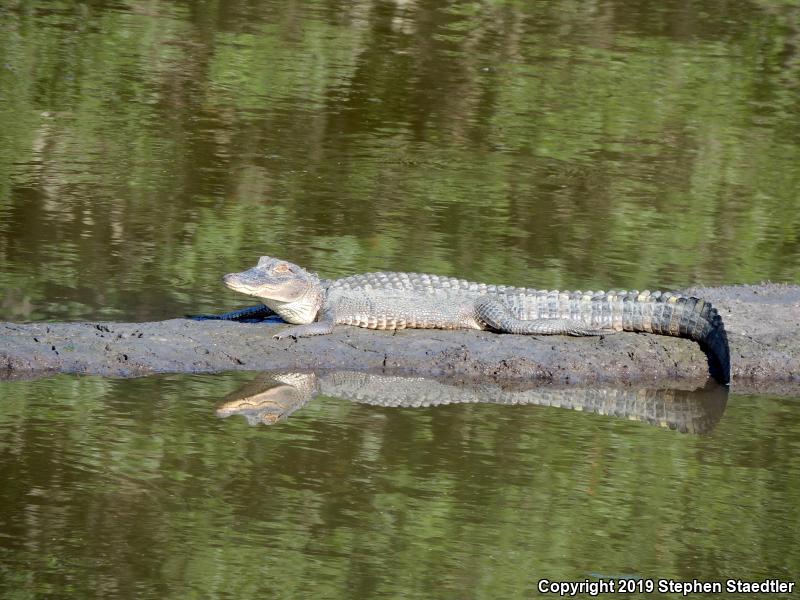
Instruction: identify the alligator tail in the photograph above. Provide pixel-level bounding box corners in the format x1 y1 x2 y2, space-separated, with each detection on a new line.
691 300 730 385
624 294 731 385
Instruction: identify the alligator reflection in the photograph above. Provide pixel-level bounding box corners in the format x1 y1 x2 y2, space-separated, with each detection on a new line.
216 372 728 434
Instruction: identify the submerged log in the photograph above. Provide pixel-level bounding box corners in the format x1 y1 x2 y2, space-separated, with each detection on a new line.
1 284 799 389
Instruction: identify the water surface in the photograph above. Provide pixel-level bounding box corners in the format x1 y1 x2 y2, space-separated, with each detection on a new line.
1 2 799 597
1 1 799 322
1 373 799 599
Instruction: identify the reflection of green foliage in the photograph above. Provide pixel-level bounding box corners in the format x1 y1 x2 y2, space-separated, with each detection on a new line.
208 22 363 111
0 0 798 324
0 374 799 598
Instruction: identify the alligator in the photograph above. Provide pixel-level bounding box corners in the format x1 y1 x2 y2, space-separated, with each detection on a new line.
205 256 731 384
215 371 729 434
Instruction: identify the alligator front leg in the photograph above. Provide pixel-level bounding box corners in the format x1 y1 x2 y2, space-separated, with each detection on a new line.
188 304 275 321
475 298 614 336
273 320 336 339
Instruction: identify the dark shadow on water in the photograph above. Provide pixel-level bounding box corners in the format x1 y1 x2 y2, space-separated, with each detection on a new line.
216 371 729 435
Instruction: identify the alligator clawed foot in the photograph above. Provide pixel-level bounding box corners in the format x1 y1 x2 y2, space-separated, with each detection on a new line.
273 332 297 340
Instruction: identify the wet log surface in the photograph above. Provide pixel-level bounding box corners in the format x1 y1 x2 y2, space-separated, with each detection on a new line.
2 284 799 393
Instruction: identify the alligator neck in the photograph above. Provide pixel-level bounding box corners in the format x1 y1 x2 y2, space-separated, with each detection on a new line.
263 286 325 324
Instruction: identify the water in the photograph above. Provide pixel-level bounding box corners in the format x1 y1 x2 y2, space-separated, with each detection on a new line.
1 1 800 597
1 1 799 322
0 373 798 599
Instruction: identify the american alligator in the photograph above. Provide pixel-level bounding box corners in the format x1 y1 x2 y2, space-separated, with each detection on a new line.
215 371 729 434
209 256 731 384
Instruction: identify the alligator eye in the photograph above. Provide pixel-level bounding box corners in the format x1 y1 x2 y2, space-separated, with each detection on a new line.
274 263 291 274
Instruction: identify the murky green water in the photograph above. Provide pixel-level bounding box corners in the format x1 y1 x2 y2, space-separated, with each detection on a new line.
2 1 800 597
1 1 799 322
0 373 798 599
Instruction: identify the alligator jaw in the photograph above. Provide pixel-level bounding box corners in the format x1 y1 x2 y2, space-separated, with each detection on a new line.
223 269 307 301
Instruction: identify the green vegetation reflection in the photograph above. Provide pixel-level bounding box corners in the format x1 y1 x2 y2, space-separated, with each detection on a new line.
1 1 799 322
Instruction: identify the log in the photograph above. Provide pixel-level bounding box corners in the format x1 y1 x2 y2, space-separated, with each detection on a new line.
1 284 799 391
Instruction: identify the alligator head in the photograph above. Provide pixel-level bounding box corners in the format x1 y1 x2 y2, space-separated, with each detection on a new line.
223 256 324 324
